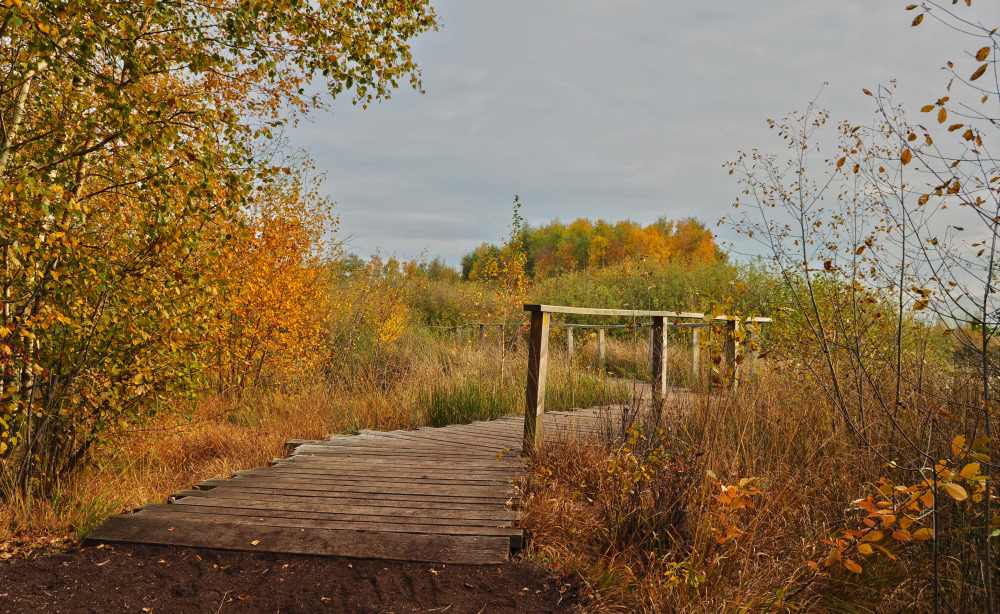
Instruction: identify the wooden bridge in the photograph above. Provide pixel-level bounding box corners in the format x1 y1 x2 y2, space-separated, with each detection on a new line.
87 305 769 564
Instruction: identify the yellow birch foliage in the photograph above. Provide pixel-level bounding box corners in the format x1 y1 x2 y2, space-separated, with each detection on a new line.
208 167 339 396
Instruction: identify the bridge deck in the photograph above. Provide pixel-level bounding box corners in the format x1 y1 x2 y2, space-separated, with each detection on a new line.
86 406 624 564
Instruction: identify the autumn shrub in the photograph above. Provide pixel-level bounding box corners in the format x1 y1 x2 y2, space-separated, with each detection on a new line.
520 364 931 613
207 168 339 398
0 0 437 498
720 70 1000 605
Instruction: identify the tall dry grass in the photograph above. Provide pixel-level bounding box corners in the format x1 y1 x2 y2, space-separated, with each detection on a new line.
519 365 935 613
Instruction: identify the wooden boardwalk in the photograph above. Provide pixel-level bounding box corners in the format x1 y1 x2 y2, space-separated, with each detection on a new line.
86 406 625 564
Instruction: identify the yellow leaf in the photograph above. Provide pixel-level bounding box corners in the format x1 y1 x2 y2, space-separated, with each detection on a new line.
824 548 841 567
862 88 873 96
945 482 968 501
251 539 260 546
901 149 913 165
843 558 862 574
862 530 884 542
977 47 991 61
912 14 923 26
971 64 988 81
961 462 980 478
921 490 934 508
837 157 846 168
920 104 935 112
893 530 912 542
938 108 948 123
953 435 967 456
914 300 929 311
858 543 873 555
913 528 934 541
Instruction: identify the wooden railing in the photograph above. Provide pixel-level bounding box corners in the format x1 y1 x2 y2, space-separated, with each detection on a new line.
521 304 773 453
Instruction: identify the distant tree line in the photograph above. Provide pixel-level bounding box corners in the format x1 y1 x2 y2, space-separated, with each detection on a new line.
460 217 724 280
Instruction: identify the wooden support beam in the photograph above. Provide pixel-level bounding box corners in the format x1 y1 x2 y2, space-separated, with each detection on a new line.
650 316 666 404
479 324 484 344
566 327 574 361
647 327 654 375
690 326 701 388
746 329 759 381
597 328 606 370
724 319 739 388
523 311 550 454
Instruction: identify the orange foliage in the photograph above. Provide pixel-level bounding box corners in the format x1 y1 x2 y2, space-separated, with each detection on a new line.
462 216 724 280
209 167 338 397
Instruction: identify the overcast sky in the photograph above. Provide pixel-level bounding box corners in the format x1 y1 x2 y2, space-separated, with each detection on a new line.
287 1 986 267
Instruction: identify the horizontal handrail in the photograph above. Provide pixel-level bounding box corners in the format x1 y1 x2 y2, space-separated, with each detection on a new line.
524 304 772 322
522 303 773 453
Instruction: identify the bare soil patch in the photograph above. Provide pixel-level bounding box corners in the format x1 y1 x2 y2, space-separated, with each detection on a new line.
0 543 577 613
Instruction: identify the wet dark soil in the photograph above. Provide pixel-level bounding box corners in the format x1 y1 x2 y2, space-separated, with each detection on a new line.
0 543 578 613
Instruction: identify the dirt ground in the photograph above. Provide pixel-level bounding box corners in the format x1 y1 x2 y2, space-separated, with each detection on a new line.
0 543 578 613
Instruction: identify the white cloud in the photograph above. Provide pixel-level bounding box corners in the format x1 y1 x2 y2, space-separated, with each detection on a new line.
289 0 986 264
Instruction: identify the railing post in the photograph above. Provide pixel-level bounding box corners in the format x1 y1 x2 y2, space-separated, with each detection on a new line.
479 323 485 344
566 327 574 361
724 319 739 388
647 326 654 375
690 326 701 389
650 316 666 404
597 328 606 371
523 310 550 454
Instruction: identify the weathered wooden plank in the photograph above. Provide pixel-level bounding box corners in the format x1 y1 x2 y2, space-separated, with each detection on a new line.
223 474 513 489
342 429 522 450
278 454 518 466
202 482 513 499
129 507 522 546
325 429 525 445
263 465 515 478
171 496 518 520
138 503 519 528
235 467 517 481
237 464 516 476
173 489 514 511
85 515 510 565
309 438 514 453
291 446 513 460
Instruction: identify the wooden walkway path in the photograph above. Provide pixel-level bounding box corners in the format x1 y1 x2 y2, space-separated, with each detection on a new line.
86 406 625 564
